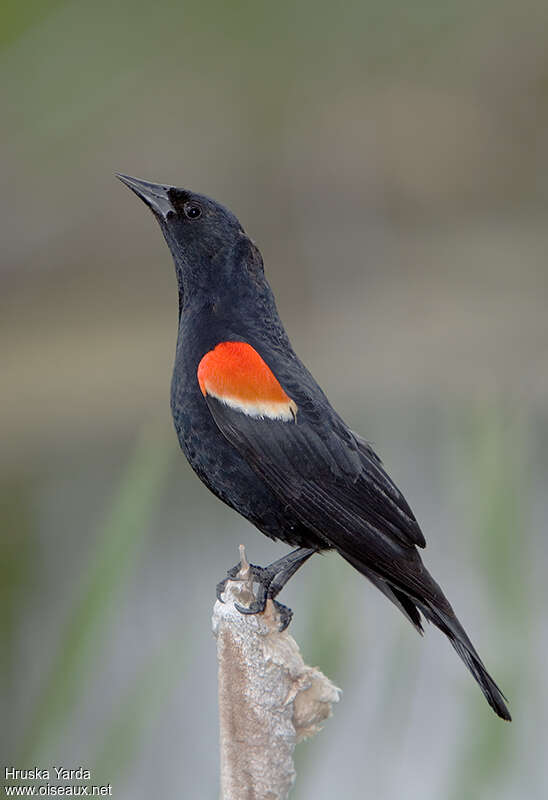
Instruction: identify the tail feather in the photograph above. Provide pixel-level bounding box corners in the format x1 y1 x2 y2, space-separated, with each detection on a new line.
343 551 511 720
344 554 424 634
419 601 511 721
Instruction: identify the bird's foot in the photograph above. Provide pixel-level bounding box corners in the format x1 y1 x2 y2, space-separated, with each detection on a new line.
234 594 292 632
216 561 272 604
216 546 315 631
216 559 291 631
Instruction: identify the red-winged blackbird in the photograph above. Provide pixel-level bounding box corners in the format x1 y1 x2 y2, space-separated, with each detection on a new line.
117 173 511 721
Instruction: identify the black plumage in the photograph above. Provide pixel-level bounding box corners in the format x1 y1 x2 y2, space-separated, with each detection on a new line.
117 173 511 721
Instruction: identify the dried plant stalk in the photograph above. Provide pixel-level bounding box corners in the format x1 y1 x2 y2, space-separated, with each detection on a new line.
213 545 340 800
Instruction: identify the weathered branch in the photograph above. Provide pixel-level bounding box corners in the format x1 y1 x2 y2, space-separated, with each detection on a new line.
213 545 340 800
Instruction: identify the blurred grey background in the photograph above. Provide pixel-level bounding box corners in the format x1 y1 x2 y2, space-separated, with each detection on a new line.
2 1 547 797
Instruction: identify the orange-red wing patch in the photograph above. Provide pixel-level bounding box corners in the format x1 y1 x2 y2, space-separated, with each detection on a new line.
197 342 297 421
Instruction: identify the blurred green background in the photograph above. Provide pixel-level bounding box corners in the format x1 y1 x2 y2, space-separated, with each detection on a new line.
2 0 548 797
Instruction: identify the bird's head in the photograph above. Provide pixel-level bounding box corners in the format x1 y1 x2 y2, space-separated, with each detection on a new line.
117 174 265 306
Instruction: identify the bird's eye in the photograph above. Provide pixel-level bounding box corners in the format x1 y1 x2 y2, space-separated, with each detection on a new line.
183 202 202 220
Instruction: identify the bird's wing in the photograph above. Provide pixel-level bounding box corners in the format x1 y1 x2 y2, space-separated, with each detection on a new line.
198 343 513 721
197 341 425 558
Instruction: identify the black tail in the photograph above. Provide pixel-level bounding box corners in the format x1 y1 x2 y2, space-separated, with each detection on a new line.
418 600 511 721
344 553 511 721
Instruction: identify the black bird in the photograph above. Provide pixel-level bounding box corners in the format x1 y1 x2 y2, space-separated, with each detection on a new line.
117 173 511 721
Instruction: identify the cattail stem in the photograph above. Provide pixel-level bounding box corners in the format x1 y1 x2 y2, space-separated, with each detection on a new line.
213 545 340 800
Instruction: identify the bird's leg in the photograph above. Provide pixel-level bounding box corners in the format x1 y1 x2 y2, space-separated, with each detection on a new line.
262 548 316 631
218 547 316 630
266 548 316 599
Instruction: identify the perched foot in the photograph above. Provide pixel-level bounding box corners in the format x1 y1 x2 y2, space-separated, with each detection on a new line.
216 546 316 631
216 561 271 605
234 595 292 632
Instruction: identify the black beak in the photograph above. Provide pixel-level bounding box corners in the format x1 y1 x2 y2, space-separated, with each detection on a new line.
116 173 176 220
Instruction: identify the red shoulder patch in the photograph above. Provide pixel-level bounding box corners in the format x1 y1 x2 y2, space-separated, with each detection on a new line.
197 342 297 421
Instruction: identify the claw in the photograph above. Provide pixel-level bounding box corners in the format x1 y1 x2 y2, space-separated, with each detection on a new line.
216 561 271 605
216 577 230 602
235 597 293 630
234 578 268 616
273 600 293 631
235 598 267 615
